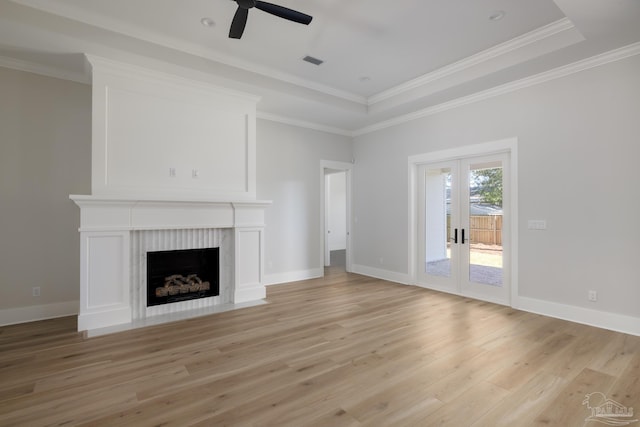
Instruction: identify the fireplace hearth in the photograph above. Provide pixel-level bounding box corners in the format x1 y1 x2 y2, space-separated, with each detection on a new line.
146 248 219 307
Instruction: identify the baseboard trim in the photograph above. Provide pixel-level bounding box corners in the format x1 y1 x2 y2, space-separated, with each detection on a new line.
352 266 640 336
234 286 267 303
351 264 410 285
78 306 132 332
0 301 79 327
264 268 324 286
514 296 640 337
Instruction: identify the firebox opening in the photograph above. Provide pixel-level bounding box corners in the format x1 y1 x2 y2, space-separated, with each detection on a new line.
146 247 219 307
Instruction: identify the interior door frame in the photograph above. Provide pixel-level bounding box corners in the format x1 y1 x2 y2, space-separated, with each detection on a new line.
408 138 518 306
320 160 353 273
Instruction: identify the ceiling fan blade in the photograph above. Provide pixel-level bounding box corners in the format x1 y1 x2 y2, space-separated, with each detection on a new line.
254 1 312 25
229 6 249 39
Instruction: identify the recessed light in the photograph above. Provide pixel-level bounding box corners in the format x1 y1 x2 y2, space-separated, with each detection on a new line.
488 10 505 21
200 17 216 28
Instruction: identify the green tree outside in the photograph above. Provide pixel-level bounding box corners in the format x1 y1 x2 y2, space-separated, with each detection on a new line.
471 168 503 207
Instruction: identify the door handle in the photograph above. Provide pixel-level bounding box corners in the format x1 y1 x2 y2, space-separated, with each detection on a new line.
453 228 458 244
461 228 465 244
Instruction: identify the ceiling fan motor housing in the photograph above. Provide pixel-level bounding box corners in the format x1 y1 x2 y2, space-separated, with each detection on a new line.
236 0 257 9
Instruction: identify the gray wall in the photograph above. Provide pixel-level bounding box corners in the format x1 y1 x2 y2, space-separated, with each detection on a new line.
0 67 91 312
3 51 639 327
257 119 352 282
0 67 352 320
352 54 640 319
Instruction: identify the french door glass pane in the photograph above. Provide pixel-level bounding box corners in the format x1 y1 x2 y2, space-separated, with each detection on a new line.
467 162 503 286
425 167 452 277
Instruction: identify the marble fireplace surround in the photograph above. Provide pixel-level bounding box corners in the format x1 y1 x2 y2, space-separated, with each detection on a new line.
70 195 270 334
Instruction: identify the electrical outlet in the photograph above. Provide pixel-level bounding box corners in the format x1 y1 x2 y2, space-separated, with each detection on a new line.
192 169 199 178
32 287 40 297
588 290 597 302
378 257 384 265
169 167 176 177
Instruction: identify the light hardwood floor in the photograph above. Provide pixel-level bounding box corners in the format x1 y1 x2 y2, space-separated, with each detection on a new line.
1 268 639 426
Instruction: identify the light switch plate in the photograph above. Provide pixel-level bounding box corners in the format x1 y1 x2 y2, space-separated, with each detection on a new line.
528 220 547 230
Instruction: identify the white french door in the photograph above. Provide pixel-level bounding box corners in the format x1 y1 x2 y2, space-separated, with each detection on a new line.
417 153 510 305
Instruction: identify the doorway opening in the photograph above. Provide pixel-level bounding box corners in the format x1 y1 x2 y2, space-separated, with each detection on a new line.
409 139 518 306
320 160 353 275
326 170 347 270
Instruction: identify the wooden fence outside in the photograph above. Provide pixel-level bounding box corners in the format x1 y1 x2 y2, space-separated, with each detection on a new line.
447 215 502 245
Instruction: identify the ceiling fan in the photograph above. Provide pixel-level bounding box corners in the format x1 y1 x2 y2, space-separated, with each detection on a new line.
228 0 313 39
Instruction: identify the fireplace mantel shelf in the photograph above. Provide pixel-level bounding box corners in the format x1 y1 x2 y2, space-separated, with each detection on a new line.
70 194 272 205
70 195 271 232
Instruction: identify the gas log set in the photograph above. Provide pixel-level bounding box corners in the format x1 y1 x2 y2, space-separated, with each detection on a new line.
155 274 211 298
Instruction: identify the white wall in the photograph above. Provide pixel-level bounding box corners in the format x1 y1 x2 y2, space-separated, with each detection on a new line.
88 56 259 200
327 172 347 251
353 54 640 324
257 120 352 284
0 67 91 323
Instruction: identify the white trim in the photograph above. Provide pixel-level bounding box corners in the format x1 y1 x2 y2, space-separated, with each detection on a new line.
369 18 576 105
408 138 518 164
70 197 269 333
234 285 267 303
264 268 324 286
515 296 640 337
3 40 640 140
257 112 353 137
355 41 640 136
0 301 79 326
84 299 267 337
510 144 520 309
412 282 509 307
407 138 518 308
320 160 355 171
324 174 331 266
0 55 89 84
320 161 354 275
351 264 410 285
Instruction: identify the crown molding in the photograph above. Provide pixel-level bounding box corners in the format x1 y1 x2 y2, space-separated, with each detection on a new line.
5 42 640 141
368 18 576 106
0 54 89 84
85 54 262 104
1 1 586 114
353 41 640 137
9 0 367 106
257 112 354 137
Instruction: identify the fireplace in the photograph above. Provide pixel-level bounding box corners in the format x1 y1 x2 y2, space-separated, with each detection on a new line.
70 197 270 333
70 56 269 334
146 248 220 307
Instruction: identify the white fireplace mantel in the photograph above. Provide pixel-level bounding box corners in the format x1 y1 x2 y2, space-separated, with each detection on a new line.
70 195 271 333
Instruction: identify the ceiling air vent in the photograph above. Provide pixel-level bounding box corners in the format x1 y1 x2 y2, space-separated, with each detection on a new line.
303 55 324 66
